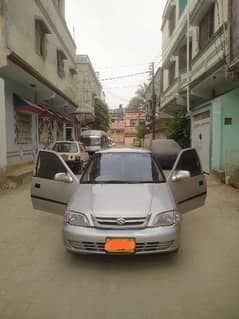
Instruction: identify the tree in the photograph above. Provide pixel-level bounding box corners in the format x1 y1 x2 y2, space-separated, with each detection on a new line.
127 83 147 110
136 123 148 139
162 111 191 148
94 99 109 132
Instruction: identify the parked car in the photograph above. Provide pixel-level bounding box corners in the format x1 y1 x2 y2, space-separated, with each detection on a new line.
150 139 182 169
80 130 109 155
52 141 89 174
31 147 206 255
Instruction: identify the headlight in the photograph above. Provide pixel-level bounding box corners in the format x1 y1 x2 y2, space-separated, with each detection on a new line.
64 211 90 227
152 211 179 227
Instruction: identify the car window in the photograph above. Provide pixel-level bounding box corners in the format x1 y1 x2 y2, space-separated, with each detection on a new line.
81 152 165 184
175 149 202 177
35 151 67 180
53 142 78 153
80 137 101 146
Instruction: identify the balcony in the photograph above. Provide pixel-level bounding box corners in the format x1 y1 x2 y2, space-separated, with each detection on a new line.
162 9 187 64
160 80 179 109
190 0 215 25
190 25 226 85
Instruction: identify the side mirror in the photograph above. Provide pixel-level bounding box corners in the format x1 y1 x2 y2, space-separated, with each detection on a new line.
54 172 73 183
171 170 191 182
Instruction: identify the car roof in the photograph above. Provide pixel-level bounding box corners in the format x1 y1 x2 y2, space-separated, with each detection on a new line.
98 148 151 154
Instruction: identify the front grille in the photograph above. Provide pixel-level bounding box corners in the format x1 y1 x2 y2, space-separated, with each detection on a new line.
70 241 105 252
69 240 173 253
95 216 148 229
136 241 173 252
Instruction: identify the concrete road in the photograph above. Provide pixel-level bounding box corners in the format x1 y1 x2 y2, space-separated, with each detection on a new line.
0 178 239 319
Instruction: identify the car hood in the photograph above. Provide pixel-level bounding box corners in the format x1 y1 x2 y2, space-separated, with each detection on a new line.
68 183 175 217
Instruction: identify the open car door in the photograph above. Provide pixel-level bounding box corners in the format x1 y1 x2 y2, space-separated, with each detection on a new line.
168 148 207 213
31 150 78 215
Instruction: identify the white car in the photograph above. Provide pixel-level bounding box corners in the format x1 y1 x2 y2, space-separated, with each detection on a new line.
52 141 89 174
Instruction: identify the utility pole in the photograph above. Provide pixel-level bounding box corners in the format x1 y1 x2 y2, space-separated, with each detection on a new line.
150 62 156 140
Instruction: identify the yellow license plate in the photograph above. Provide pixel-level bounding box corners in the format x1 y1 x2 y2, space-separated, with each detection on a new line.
105 238 136 253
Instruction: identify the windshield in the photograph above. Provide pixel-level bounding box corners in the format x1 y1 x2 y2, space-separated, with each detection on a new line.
81 152 165 184
53 142 78 153
81 136 101 146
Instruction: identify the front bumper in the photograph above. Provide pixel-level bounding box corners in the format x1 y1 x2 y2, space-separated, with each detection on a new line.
63 224 181 255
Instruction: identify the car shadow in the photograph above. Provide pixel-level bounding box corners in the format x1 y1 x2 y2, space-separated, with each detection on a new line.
65 250 182 272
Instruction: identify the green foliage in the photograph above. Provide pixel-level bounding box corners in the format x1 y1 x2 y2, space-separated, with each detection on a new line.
94 99 109 132
127 83 147 110
136 123 148 139
162 111 191 148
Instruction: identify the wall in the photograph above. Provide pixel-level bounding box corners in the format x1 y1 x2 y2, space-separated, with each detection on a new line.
75 57 101 116
4 0 77 105
221 89 239 170
5 79 37 166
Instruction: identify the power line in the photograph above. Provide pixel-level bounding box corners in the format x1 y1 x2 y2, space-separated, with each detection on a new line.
101 71 150 81
96 61 162 70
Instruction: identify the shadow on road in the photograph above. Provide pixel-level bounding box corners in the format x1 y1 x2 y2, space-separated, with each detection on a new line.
65 250 181 272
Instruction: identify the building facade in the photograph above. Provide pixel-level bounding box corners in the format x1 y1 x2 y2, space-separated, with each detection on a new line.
161 0 239 178
75 55 102 128
124 109 146 146
0 0 98 180
108 106 125 144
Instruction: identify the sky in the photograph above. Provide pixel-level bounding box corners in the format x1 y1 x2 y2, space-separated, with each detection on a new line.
65 0 167 109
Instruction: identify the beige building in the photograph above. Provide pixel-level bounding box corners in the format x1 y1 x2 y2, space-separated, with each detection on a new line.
108 121 125 144
124 109 146 146
75 55 102 127
0 0 82 178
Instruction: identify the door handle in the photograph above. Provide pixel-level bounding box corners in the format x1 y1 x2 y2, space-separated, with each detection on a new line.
34 183 41 189
199 180 204 186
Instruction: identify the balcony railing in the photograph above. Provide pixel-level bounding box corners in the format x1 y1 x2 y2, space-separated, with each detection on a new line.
160 80 179 108
191 25 226 83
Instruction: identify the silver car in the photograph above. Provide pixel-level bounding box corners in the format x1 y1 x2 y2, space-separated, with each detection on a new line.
31 148 207 255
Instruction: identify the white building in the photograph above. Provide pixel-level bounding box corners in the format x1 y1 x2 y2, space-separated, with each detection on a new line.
160 0 239 176
75 55 102 128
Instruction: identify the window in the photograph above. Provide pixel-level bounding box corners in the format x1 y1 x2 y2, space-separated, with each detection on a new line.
35 151 67 180
179 42 192 72
175 149 202 177
130 119 137 126
35 19 50 58
15 112 32 144
65 126 73 140
57 50 67 78
53 142 78 153
168 6 176 36
179 0 187 16
80 136 101 146
168 61 176 86
81 153 165 184
57 0 61 9
199 5 215 50
69 68 77 80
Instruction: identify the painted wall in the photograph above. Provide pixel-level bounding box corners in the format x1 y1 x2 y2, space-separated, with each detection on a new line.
192 88 239 172
221 89 239 169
